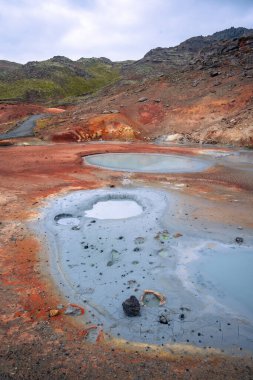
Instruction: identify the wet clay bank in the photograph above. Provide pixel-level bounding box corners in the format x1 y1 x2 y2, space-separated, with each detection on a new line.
37 149 253 354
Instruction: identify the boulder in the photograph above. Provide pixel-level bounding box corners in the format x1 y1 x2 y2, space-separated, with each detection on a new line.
210 71 221 77
122 295 141 317
137 97 148 103
164 133 184 142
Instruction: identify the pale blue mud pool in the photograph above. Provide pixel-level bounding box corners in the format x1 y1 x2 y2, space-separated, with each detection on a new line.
84 153 212 173
187 244 253 319
37 188 253 353
84 199 143 219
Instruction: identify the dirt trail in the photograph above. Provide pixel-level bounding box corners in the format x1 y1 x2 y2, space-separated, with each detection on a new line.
0 114 46 139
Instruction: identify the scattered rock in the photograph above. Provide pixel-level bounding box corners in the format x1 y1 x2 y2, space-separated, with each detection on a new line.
159 314 169 324
179 313 185 320
49 309 60 317
82 287 95 294
210 71 221 77
54 213 73 222
158 249 170 258
140 290 166 306
180 306 191 312
235 237 244 244
153 98 161 103
71 226 80 230
155 230 169 241
137 97 148 103
102 109 120 114
134 237 145 244
173 232 183 238
122 295 141 317
192 80 199 87
107 249 120 266
64 305 82 316
164 133 184 142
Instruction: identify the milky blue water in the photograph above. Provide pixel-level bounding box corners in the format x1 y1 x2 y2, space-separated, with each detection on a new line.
188 243 253 320
84 153 212 173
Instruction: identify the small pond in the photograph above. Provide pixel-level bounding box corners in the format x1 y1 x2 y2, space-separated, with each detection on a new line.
84 199 143 219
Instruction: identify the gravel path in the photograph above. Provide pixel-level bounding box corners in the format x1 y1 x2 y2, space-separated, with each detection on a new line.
0 114 45 139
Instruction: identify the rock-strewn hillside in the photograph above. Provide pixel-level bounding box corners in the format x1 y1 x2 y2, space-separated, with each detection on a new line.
1 27 253 146
32 27 253 147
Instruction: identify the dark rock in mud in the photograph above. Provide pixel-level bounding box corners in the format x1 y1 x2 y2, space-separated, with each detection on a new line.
235 237 244 244
122 295 141 317
159 314 169 324
54 213 73 222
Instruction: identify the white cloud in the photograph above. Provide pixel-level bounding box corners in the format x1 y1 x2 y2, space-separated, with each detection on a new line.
0 0 252 63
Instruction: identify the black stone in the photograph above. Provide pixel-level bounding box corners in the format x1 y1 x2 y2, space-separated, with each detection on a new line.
210 71 220 77
54 213 73 222
235 237 243 244
122 296 141 317
159 314 169 324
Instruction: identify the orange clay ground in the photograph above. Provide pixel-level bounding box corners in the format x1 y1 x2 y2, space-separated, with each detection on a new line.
1 142 253 379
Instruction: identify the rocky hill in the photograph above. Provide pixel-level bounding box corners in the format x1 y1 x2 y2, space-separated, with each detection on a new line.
1 27 253 146
125 26 253 76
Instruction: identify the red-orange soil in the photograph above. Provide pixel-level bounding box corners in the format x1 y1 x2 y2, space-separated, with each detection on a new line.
31 70 253 147
1 142 253 379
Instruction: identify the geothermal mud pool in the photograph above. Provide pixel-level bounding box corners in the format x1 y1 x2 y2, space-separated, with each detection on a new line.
37 181 253 353
84 153 212 173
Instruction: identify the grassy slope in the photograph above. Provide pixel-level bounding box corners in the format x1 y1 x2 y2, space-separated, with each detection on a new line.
0 60 120 102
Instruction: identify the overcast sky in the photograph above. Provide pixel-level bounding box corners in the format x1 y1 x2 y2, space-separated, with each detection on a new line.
0 0 252 63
